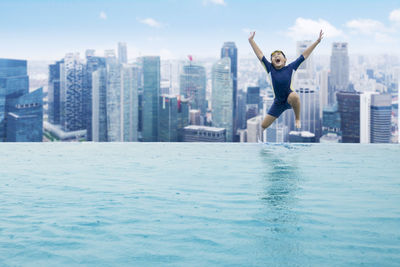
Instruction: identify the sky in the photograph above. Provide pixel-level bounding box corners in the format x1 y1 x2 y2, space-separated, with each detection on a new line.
0 0 399 60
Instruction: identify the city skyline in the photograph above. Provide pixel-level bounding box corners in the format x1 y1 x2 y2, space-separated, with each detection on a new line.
0 0 399 60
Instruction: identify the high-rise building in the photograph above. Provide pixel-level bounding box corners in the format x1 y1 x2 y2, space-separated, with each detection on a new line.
337 91 389 144
60 53 85 132
321 104 341 136
177 96 189 141
122 65 139 142
296 84 321 139
246 86 261 107
84 53 106 141
142 56 160 142
318 70 329 118
237 90 247 129
180 63 207 117
105 56 122 142
296 40 313 79
48 60 63 125
92 61 139 142
329 43 349 105
246 115 262 143
337 91 360 143
92 67 108 142
183 125 226 142
221 42 238 141
371 94 391 143
0 58 29 141
246 86 261 121
359 92 377 143
0 58 42 142
118 42 128 64
158 95 178 142
6 88 43 142
211 57 234 142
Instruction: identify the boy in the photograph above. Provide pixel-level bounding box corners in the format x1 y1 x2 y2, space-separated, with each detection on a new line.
248 30 323 131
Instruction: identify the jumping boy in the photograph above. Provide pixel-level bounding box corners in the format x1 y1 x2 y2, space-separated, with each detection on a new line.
248 30 323 131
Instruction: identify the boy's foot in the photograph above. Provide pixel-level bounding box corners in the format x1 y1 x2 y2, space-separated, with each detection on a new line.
295 120 301 129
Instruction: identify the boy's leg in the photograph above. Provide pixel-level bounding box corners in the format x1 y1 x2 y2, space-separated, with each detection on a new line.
287 92 301 128
261 114 277 130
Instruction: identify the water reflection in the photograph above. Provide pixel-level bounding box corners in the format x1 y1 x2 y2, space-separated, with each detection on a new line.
260 148 300 211
258 146 303 264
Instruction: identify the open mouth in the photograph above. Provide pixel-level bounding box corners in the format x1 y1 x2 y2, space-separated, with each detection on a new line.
276 59 281 64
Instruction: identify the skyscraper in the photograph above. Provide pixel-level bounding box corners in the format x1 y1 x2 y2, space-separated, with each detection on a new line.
158 95 178 142
84 53 106 141
221 42 238 140
370 94 391 143
237 90 247 129
180 63 207 117
318 70 329 118
0 58 43 142
122 65 139 142
142 56 160 142
329 43 349 105
92 67 108 142
296 40 313 79
60 53 85 132
212 57 234 142
337 91 361 143
0 58 29 141
246 86 261 121
6 88 43 142
48 60 63 125
177 96 189 141
321 104 341 137
118 42 128 64
359 92 377 143
105 55 122 141
246 115 262 143
296 83 321 139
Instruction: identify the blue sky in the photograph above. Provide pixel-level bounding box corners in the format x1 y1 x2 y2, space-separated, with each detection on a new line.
0 0 399 60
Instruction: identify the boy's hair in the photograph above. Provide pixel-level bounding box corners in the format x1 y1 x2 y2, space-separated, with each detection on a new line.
270 50 286 60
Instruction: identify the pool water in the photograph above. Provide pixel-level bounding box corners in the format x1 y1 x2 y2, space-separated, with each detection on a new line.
1 143 399 266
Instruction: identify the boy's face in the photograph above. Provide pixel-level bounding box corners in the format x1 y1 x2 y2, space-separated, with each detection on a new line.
271 51 286 69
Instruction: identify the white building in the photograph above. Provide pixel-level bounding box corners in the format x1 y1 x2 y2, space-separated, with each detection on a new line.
211 57 234 142
246 115 261 143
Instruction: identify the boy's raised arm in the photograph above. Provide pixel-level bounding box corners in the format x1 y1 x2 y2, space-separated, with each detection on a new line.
248 32 264 61
302 30 324 59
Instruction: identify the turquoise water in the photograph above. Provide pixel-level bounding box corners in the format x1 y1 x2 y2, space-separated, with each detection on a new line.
1 143 399 266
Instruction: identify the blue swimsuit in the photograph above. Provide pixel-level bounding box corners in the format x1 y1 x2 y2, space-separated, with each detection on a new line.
261 55 305 118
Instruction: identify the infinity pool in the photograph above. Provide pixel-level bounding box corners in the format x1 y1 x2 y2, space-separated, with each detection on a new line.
1 143 399 266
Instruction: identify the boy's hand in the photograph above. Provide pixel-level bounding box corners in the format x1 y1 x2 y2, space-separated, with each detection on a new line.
248 31 256 41
317 30 324 43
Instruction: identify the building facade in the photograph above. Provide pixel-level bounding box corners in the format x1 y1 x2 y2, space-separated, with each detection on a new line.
142 56 160 142
329 42 349 105
212 57 234 142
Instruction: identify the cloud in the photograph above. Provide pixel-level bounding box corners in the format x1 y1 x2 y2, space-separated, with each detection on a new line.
346 19 391 35
138 18 163 28
287 18 342 40
389 9 400 24
203 0 226 6
99 11 107 20
345 18 396 43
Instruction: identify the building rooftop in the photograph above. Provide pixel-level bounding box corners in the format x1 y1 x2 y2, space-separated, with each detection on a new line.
184 125 225 132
